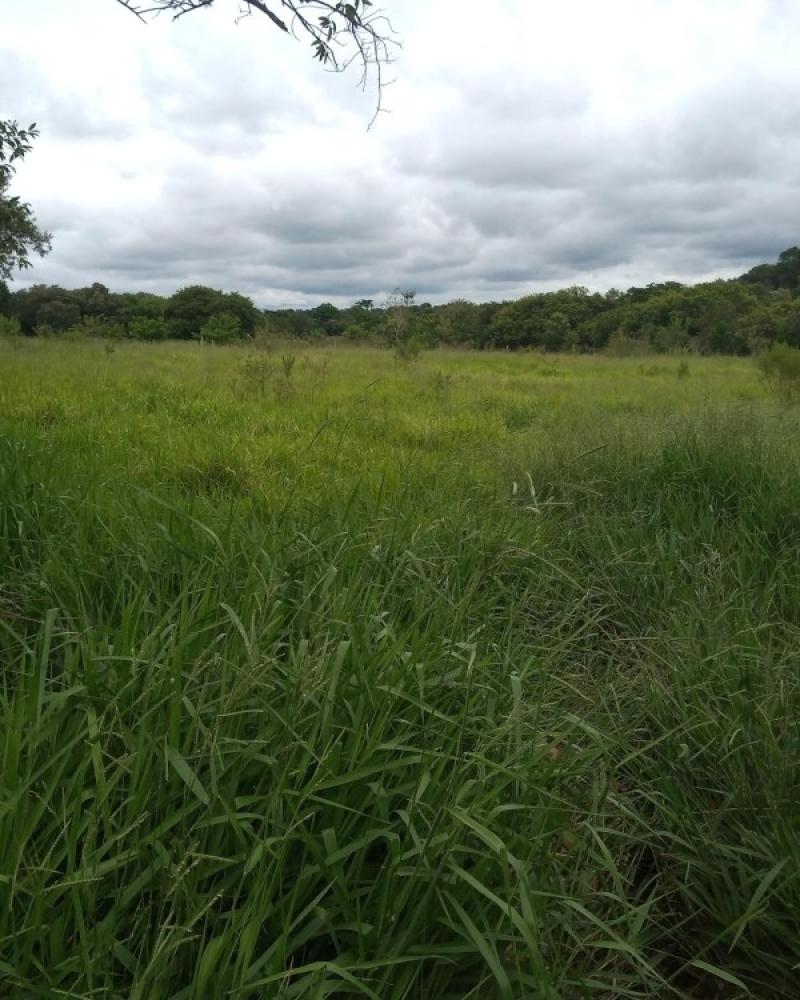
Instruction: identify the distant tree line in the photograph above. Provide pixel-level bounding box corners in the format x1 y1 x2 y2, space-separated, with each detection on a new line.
1 247 799 354
0 283 261 343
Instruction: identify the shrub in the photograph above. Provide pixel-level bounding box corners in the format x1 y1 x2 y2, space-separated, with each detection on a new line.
393 335 424 362
128 316 169 342
65 317 127 340
652 318 690 354
756 343 800 401
607 331 651 357
236 354 274 397
199 313 241 345
0 315 22 338
59 325 90 342
344 322 373 341
35 297 81 332
167 286 258 339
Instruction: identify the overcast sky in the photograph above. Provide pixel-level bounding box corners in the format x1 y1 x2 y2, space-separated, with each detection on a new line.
2 0 800 307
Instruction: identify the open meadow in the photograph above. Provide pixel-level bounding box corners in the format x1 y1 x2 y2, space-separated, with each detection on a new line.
1 337 799 998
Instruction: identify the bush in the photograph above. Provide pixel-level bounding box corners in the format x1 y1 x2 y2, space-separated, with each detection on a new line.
199 313 241 345
235 354 274 397
756 343 800 401
0 315 22 338
166 286 258 339
128 316 170 342
393 334 424 362
606 331 651 357
68 317 127 340
344 322 374 342
35 297 81 332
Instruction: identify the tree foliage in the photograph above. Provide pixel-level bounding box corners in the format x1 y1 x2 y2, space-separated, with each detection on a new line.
2 282 260 339
3 248 800 356
0 121 52 280
165 284 260 339
200 311 241 343
740 247 800 292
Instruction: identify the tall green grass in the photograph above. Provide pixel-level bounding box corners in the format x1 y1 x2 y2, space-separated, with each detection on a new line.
1 339 799 997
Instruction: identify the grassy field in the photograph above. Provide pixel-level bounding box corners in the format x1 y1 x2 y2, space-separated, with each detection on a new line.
1 337 799 998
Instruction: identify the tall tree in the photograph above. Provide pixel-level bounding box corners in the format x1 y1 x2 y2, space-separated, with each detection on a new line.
0 121 52 281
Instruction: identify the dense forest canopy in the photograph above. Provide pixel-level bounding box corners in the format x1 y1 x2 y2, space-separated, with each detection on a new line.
1 247 799 353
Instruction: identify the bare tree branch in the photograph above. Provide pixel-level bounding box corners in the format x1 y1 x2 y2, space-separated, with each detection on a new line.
115 0 399 124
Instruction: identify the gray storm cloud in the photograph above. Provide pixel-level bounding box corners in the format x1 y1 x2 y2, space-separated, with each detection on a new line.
2 0 800 304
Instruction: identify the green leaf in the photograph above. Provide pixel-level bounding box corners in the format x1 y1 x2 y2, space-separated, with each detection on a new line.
166 744 210 806
689 960 748 992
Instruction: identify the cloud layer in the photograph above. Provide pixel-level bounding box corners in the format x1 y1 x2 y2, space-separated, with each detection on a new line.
3 0 800 305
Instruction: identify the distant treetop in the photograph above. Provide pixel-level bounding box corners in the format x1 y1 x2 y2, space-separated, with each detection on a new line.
740 246 800 291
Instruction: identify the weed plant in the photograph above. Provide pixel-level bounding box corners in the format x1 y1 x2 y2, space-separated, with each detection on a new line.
755 343 800 402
